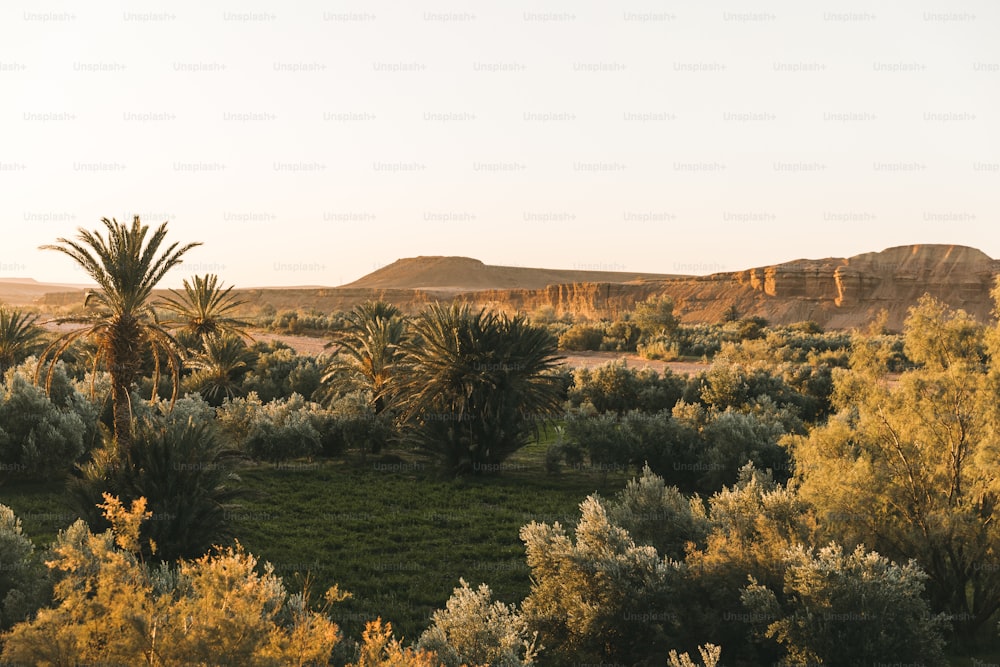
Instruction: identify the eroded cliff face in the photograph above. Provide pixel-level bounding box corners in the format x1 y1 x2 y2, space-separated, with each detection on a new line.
730 245 1000 328
453 282 668 320
460 245 1000 328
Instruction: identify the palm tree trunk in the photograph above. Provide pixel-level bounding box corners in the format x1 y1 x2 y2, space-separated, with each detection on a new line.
110 316 142 452
112 379 133 451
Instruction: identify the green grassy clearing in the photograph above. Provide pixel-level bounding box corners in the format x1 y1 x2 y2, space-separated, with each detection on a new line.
0 435 630 642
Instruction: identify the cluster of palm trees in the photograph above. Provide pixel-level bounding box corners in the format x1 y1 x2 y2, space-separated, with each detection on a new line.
2 215 566 475
323 300 566 473
25 217 255 454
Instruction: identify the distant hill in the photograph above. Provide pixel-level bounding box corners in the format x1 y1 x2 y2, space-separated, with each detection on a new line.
0 278 90 306
27 245 1000 330
341 256 676 293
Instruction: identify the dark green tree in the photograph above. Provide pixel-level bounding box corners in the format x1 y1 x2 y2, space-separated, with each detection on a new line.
320 301 406 415
186 333 257 406
400 303 563 474
70 418 243 561
0 307 46 374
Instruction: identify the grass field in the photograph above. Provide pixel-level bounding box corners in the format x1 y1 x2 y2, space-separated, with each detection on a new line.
229 445 631 640
0 436 631 642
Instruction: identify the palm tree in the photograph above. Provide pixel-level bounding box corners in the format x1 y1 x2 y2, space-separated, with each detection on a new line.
399 303 564 475
186 333 257 406
158 273 251 351
37 216 200 451
320 301 406 415
0 307 46 374
69 418 244 561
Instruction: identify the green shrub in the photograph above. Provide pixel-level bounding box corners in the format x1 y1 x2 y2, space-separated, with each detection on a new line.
242 345 322 403
0 505 49 630
0 361 96 478
606 465 709 561
742 544 947 666
217 392 336 461
417 579 539 667
557 324 604 351
520 495 678 666
566 362 685 414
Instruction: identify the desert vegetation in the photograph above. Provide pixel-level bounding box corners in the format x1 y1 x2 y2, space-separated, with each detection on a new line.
2 218 1000 664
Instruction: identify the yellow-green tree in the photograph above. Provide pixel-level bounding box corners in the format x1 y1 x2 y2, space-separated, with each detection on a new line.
789 294 1000 640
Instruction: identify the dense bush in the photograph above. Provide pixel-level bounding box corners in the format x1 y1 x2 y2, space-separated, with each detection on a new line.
566 361 686 414
217 392 327 460
130 392 216 427
321 391 396 461
0 505 49 630
632 295 679 341
417 579 539 666
697 361 810 418
598 319 641 352
564 409 702 487
264 308 348 334
678 466 812 665
699 408 790 489
2 498 342 665
520 495 678 666
242 344 323 403
605 464 709 561
742 544 947 665
0 360 98 478
69 418 243 561
557 324 604 351
565 402 793 493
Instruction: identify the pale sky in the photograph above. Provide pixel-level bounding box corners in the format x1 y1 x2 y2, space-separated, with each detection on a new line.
1 0 997 287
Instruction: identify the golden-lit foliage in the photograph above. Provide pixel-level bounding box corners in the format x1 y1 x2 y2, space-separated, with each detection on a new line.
2 496 341 666
350 618 442 667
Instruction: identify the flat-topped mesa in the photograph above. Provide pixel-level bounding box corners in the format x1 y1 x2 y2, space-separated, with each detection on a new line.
342 256 674 294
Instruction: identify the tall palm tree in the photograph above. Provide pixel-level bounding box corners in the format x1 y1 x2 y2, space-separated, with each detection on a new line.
400 302 564 475
0 307 46 374
321 301 406 414
36 216 200 451
186 333 257 406
158 273 251 350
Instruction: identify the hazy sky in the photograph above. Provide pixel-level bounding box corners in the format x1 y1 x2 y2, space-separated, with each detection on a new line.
1 0 997 287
